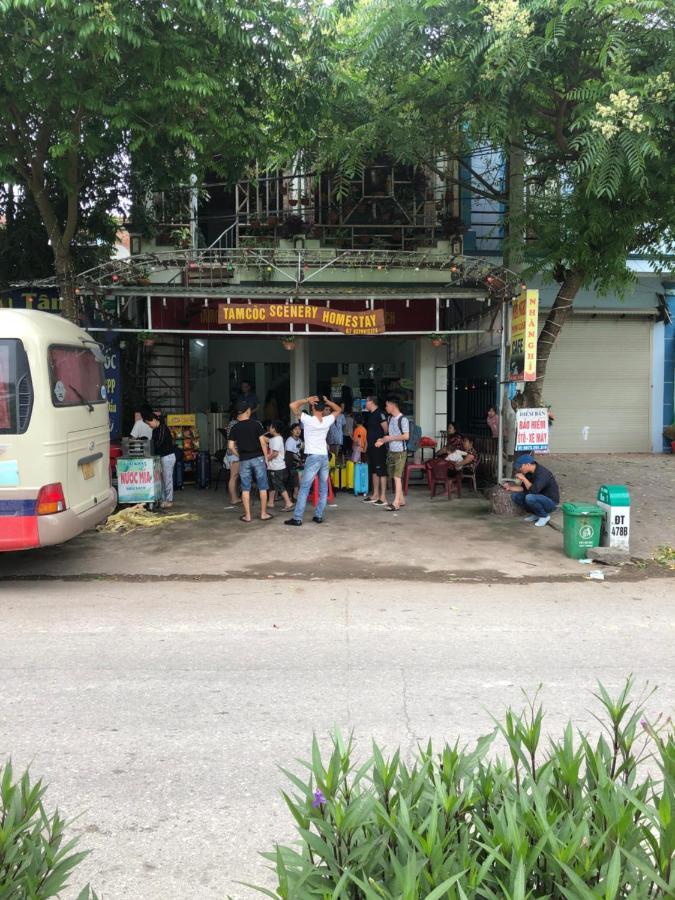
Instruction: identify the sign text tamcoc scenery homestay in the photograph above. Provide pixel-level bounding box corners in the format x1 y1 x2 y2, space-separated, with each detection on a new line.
217 303 385 335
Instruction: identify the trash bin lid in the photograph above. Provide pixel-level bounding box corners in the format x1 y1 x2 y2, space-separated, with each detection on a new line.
562 502 604 517
597 484 631 507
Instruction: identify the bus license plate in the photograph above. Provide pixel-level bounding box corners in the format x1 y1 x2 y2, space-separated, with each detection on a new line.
81 462 95 480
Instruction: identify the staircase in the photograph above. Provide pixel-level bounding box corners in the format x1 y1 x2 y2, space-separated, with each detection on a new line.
144 337 184 412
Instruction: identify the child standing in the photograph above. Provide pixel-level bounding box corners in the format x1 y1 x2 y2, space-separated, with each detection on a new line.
351 413 367 462
285 421 304 500
266 420 294 511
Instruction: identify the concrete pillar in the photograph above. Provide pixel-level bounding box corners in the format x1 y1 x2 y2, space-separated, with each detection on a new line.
415 338 447 438
290 336 310 402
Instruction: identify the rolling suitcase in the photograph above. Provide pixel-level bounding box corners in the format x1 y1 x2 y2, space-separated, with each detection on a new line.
331 465 349 490
196 450 211 489
345 460 355 489
354 462 369 496
173 458 184 491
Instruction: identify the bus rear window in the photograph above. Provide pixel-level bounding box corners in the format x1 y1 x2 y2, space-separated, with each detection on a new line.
48 345 106 407
0 339 34 434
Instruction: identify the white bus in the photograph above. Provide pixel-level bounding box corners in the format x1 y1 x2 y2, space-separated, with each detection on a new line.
0 309 116 551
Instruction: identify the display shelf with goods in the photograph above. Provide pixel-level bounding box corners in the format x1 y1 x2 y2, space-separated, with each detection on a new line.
167 414 201 483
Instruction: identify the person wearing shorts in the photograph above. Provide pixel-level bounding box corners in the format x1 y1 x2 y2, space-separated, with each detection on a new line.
225 419 241 506
364 396 388 505
266 420 294 511
228 401 272 523
375 396 409 512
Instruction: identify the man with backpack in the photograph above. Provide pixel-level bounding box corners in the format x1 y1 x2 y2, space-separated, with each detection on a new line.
375 395 409 512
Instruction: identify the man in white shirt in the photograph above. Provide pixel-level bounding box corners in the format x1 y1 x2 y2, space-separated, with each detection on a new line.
285 394 341 526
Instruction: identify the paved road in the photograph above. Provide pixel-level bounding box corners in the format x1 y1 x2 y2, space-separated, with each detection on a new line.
1 578 673 899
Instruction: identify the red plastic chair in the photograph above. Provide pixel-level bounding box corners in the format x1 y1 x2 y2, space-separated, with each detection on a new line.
109 443 122 481
403 461 427 494
428 457 461 500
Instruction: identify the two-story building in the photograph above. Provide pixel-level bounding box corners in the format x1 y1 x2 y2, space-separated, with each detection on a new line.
22 159 671 454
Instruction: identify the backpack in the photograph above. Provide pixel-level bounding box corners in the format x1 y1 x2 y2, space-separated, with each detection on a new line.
389 415 412 451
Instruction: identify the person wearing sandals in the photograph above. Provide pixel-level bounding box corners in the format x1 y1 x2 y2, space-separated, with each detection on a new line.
363 396 388 506
375 395 409 512
228 401 273 523
225 418 241 507
266 420 294 512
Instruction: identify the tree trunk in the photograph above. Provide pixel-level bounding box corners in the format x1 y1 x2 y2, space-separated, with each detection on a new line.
504 139 524 274
522 269 584 407
54 248 78 323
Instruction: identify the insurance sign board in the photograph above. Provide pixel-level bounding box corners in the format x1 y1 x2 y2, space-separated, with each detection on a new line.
515 407 549 453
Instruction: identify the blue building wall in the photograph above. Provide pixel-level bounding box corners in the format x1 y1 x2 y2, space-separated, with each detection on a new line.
662 284 675 451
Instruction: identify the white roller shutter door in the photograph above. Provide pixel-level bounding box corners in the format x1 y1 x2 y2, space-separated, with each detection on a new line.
543 316 652 452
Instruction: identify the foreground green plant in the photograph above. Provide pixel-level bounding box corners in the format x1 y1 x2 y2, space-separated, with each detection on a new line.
254 679 674 898
0 761 97 899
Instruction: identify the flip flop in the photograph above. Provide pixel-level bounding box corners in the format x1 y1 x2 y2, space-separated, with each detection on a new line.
239 515 252 523
261 514 274 521
384 504 401 511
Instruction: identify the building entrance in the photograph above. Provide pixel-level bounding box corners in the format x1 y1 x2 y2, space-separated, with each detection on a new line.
309 337 415 417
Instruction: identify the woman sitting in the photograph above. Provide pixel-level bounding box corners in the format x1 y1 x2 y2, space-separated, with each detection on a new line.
436 421 464 456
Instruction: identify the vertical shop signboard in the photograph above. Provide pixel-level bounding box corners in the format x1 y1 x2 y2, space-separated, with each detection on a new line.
509 289 538 381
515 407 549 453
103 345 122 439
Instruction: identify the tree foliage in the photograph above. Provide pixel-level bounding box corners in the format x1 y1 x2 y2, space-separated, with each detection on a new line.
294 0 675 403
0 0 303 318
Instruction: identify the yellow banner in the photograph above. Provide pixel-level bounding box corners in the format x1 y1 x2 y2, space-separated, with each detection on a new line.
509 289 538 382
217 303 385 335
167 414 196 427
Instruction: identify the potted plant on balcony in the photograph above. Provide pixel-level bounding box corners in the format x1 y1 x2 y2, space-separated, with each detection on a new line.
137 330 158 349
429 332 447 348
334 228 350 248
438 212 468 238
280 215 311 239
281 335 296 351
172 226 192 249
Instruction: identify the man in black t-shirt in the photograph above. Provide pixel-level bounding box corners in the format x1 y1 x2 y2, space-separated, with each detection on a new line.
228 401 272 523
503 454 560 527
363 396 388 505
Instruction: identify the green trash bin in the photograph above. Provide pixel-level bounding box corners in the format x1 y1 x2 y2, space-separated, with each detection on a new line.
562 502 604 559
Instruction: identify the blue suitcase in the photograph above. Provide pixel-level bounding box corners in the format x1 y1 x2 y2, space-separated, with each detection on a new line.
354 462 369 496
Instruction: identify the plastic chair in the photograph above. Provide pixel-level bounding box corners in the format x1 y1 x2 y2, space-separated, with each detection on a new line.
428 457 461 500
403 461 427 494
461 458 478 493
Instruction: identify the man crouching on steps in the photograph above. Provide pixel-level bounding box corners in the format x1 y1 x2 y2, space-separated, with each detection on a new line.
285 394 341 526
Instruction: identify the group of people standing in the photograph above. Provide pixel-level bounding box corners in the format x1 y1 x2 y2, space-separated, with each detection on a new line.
224 393 411 525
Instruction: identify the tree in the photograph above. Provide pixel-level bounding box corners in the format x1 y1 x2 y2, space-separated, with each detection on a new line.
293 0 675 405
0 0 301 320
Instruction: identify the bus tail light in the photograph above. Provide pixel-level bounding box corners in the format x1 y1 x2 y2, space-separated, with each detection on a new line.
37 483 67 515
